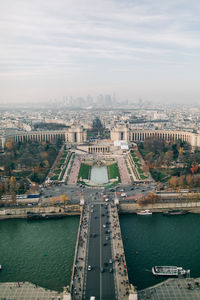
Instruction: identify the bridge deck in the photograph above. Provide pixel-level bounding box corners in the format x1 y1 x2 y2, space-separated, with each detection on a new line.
71 202 131 300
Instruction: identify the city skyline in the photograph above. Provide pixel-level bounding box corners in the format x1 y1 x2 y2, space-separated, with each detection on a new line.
1 0 200 104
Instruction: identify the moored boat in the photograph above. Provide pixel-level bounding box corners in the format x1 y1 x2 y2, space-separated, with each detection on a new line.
152 266 187 276
27 213 65 220
163 210 188 216
137 210 152 215
0 265 2 271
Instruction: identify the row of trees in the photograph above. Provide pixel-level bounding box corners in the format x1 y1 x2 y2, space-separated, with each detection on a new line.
168 174 200 189
138 192 161 206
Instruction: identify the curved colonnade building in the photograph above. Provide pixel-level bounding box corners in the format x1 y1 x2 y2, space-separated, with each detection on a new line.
0 125 87 150
110 124 200 149
0 123 200 150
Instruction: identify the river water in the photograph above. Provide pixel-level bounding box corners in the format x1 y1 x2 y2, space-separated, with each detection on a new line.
0 214 200 292
0 217 79 292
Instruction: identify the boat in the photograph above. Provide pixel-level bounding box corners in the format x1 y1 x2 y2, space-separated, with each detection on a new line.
0 265 2 271
27 213 65 220
163 210 188 216
152 266 187 277
137 210 152 215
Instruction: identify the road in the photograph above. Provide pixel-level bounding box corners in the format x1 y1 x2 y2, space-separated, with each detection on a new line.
84 203 116 300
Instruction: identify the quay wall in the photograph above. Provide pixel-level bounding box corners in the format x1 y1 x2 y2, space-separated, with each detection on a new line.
0 205 81 220
2 201 200 220
119 201 200 214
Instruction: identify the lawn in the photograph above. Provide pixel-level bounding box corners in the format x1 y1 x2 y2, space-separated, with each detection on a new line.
78 163 90 180
108 163 121 182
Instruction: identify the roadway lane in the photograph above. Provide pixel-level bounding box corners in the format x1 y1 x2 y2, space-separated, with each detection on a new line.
84 203 116 300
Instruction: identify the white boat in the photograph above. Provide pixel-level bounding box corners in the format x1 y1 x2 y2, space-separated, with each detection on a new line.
152 266 187 276
137 210 152 215
0 265 2 271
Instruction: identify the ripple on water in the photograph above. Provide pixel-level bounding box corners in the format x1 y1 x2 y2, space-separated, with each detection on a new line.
0 217 79 291
120 213 200 290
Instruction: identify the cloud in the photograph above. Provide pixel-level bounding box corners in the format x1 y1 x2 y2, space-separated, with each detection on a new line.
0 0 200 101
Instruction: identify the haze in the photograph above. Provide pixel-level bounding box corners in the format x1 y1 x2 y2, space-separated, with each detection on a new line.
1 0 200 104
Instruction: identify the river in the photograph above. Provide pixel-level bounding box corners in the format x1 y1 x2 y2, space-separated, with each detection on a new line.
0 213 200 291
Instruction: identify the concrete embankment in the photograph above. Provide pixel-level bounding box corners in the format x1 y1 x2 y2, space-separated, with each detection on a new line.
2 201 200 220
119 201 200 214
0 205 81 220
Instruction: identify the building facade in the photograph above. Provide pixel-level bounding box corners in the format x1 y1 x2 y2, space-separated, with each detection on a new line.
110 124 200 148
0 125 87 150
1 123 200 150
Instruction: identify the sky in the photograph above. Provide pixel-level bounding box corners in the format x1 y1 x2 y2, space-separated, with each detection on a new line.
0 0 200 104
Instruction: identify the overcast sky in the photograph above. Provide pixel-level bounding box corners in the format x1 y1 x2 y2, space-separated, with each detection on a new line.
1 0 200 104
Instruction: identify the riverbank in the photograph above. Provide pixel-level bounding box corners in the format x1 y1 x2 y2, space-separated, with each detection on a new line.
0 204 81 220
119 201 200 214
1 201 200 220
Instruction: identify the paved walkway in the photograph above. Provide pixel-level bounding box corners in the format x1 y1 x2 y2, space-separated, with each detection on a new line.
0 282 63 300
71 205 89 299
116 156 131 185
68 156 81 185
109 204 130 299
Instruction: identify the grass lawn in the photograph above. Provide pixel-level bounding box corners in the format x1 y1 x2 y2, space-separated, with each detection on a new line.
108 163 121 182
55 168 61 174
78 163 90 180
51 175 59 180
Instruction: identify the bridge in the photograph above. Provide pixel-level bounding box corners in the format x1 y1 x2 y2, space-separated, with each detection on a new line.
69 201 137 300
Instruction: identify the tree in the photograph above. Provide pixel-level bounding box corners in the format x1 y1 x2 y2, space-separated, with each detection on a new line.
164 151 173 166
179 147 184 157
190 165 198 174
5 140 14 151
186 174 193 187
10 176 16 193
60 194 68 209
138 192 160 206
168 176 178 188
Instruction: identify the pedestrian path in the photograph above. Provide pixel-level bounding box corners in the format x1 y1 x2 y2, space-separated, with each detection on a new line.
116 156 131 184
68 156 81 185
70 205 89 299
109 204 131 299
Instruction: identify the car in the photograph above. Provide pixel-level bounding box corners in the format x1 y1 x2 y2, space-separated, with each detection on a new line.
105 236 109 241
109 267 113 273
121 193 127 197
88 265 92 271
105 198 109 202
120 189 124 192
103 224 106 228
103 242 107 246
91 209 94 213
109 259 112 264
100 267 104 273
